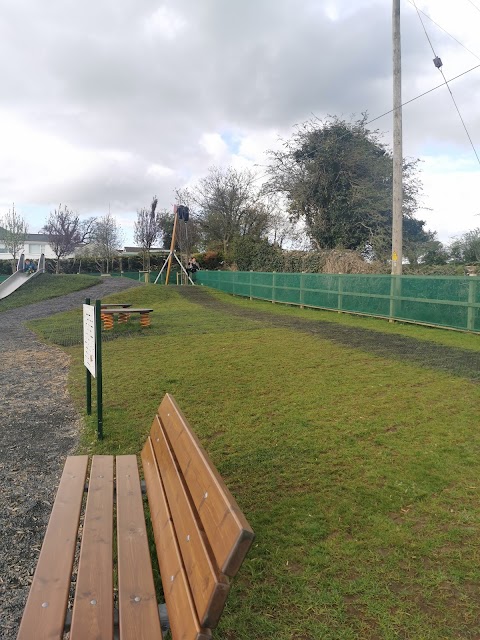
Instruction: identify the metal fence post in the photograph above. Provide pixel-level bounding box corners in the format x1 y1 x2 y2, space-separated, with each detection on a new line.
249 270 253 300
300 272 305 308
338 274 343 314
467 277 477 331
272 271 276 303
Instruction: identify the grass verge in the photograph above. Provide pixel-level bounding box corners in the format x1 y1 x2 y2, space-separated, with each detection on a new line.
0 273 97 312
30 286 480 639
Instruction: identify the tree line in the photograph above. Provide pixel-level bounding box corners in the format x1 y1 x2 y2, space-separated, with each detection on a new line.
1 115 479 275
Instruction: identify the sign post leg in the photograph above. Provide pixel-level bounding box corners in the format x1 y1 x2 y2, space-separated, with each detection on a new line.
85 298 92 415
95 299 104 440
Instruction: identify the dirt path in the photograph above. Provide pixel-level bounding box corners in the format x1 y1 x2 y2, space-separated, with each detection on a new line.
0 277 141 638
178 287 480 383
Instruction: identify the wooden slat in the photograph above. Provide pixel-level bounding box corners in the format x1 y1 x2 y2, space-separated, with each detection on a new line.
70 456 114 640
150 417 229 628
158 394 255 576
141 439 212 640
116 455 162 640
17 456 89 640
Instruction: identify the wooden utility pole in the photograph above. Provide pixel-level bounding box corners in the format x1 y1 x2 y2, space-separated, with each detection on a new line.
391 0 403 275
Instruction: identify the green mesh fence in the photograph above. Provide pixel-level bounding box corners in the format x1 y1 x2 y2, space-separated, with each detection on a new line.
196 271 480 333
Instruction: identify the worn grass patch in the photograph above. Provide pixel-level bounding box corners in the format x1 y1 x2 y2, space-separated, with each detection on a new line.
30 286 480 639
0 273 97 312
204 287 480 352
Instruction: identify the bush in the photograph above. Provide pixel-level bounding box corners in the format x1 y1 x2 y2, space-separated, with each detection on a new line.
196 250 225 270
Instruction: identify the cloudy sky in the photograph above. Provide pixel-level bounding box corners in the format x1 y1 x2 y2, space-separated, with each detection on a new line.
1 0 479 246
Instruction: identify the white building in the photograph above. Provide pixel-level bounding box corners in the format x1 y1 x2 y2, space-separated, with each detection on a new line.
0 228 60 261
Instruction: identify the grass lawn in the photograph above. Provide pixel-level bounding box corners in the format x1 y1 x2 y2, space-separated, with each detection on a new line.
0 273 97 312
30 285 480 639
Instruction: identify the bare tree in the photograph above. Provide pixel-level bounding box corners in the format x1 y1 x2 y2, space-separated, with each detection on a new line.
0 204 28 272
92 213 123 273
192 167 268 255
43 204 96 274
134 196 160 271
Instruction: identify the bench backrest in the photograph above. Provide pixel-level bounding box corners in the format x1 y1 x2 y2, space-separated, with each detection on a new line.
141 393 255 639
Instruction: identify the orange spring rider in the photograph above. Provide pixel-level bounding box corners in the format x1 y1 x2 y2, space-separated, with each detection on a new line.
140 312 151 327
103 314 114 331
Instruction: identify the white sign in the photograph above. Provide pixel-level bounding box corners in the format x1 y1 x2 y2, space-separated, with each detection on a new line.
83 304 97 378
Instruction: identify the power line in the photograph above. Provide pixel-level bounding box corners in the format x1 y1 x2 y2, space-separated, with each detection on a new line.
411 0 437 57
407 0 480 62
465 0 480 15
438 69 480 165
253 63 480 182
412 0 480 167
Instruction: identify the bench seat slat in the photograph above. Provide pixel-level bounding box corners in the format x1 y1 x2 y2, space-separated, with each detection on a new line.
70 455 114 640
116 455 163 640
150 417 230 628
17 456 89 640
159 395 255 576
141 439 212 640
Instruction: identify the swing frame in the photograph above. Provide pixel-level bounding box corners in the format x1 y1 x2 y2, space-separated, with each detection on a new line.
153 205 195 286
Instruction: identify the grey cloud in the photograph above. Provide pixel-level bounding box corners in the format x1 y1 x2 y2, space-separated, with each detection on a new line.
0 0 479 222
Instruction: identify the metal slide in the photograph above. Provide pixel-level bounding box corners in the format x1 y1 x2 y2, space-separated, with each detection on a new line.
0 254 46 300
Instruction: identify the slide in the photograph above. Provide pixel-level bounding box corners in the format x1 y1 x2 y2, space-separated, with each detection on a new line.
0 254 46 300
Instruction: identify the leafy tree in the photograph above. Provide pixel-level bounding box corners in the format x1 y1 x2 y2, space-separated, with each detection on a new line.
134 196 161 271
0 205 28 272
266 115 426 259
449 228 480 264
157 209 175 250
192 167 269 255
91 213 123 273
43 205 96 274
420 239 450 266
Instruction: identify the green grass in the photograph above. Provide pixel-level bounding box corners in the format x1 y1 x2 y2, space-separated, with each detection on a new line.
0 273 97 312
29 286 480 639
209 288 480 352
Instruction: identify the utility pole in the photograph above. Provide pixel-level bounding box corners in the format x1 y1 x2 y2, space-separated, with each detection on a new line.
391 0 403 275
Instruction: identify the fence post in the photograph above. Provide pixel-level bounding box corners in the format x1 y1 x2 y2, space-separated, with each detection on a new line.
300 272 305 308
249 270 253 300
389 275 402 323
467 277 477 331
338 273 343 314
389 275 396 323
272 271 276 303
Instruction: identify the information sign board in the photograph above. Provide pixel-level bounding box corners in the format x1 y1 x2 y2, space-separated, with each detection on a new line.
83 304 96 378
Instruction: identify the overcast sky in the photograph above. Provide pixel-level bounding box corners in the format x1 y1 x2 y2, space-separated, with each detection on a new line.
0 0 479 246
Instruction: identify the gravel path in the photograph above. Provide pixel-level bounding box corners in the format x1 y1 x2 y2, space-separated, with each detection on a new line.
0 277 141 638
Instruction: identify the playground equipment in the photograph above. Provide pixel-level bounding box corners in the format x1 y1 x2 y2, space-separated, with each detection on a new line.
0 254 46 300
154 205 194 286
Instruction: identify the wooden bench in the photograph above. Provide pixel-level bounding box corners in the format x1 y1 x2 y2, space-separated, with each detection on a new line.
101 307 154 329
17 394 254 639
100 303 132 309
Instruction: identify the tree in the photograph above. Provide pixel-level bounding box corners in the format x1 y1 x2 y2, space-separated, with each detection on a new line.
91 213 123 273
192 167 269 255
266 115 426 259
0 205 28 272
134 196 161 271
43 205 96 274
449 228 480 264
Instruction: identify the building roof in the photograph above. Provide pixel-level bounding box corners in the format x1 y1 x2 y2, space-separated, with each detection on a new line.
121 246 168 254
0 226 49 242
